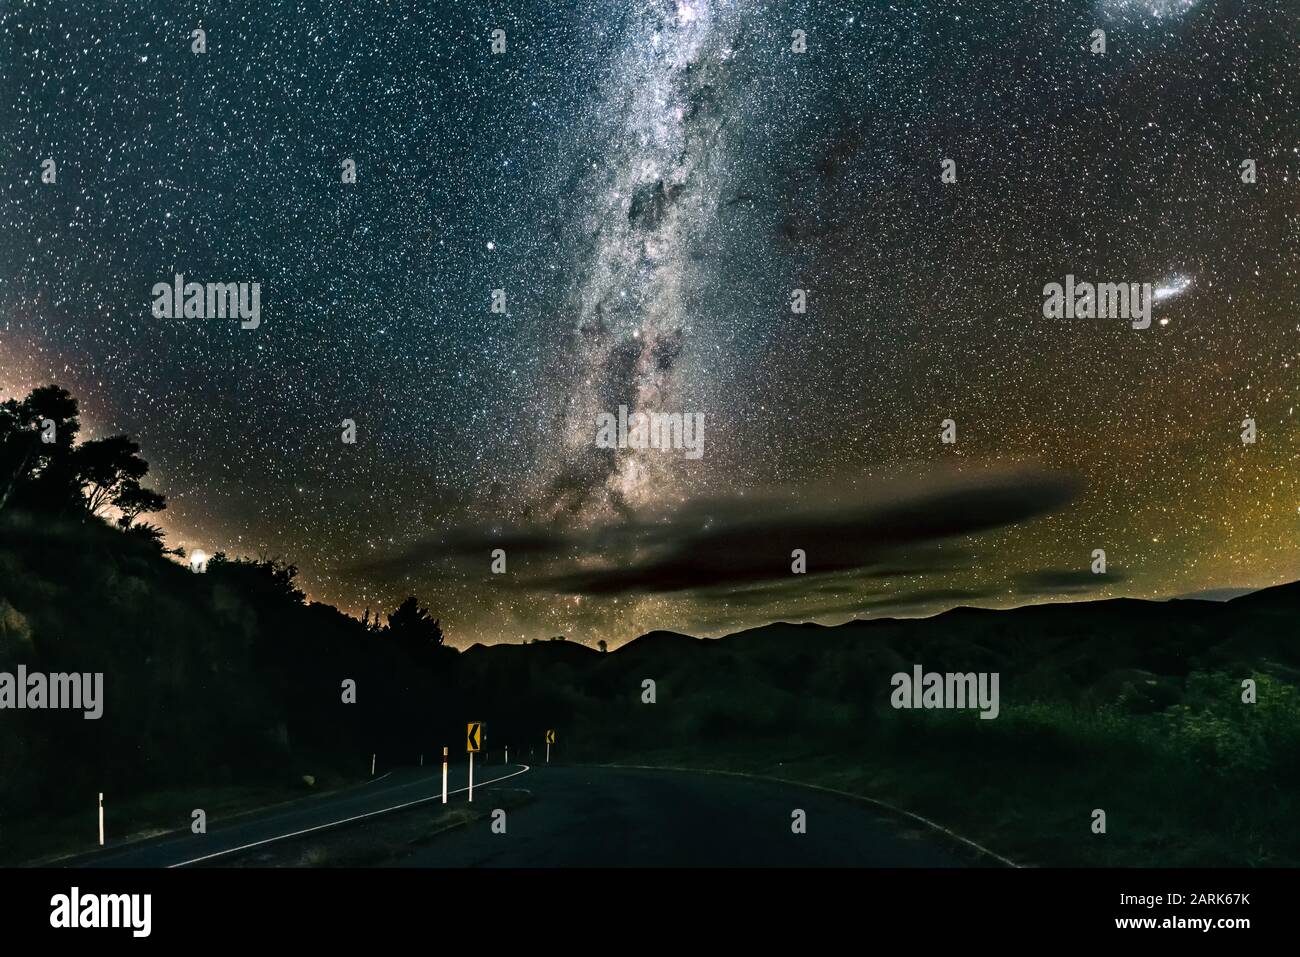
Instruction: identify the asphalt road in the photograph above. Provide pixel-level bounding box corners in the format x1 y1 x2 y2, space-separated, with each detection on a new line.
70 760 525 868
399 765 964 867
66 763 967 867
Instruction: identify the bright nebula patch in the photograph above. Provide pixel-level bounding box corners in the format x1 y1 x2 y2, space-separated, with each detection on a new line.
1099 0 1202 21
1153 274 1195 302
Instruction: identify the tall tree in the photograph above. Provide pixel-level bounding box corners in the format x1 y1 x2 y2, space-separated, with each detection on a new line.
72 435 149 516
0 385 80 513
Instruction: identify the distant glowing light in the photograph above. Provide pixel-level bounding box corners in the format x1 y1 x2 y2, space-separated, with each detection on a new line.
189 549 208 573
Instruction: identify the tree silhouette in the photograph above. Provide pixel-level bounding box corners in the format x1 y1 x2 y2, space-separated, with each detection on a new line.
219 556 303 605
114 478 167 528
386 596 444 652
73 435 149 516
0 384 80 513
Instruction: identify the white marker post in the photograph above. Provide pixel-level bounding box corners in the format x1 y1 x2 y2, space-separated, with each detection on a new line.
371 753 376 777
505 745 509 765
98 792 104 846
546 739 550 764
441 747 448 804
420 754 424 767
468 750 475 803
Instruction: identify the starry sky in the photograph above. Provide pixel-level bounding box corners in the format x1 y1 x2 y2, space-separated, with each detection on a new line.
1 0 1297 647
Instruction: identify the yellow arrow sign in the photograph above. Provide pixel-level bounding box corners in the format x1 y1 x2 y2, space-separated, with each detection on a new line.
545 729 555 745
467 722 482 752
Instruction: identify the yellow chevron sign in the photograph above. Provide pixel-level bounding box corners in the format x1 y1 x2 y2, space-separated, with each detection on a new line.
467 721 482 752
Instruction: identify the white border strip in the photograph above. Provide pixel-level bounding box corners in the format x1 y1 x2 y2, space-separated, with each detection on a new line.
168 764 531 868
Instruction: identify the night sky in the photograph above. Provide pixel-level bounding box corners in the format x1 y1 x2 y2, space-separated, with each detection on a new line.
2 0 1297 647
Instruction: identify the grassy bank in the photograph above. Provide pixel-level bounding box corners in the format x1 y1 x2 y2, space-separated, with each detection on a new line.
603 679 1300 867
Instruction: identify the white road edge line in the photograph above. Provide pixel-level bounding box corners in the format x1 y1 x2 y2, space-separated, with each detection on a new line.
594 763 1021 868
168 764 532 868
52 770 401 867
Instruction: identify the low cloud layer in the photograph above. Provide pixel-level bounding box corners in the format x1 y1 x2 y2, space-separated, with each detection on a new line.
345 467 1082 615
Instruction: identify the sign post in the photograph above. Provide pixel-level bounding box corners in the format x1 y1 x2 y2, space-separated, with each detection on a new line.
467 721 482 802
441 746 448 804
98 792 104 846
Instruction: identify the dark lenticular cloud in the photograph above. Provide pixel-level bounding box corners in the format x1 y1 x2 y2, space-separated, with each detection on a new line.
345 467 1081 604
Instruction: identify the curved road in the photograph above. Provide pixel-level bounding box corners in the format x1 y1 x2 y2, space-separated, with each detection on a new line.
401 765 965 867
65 764 971 867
